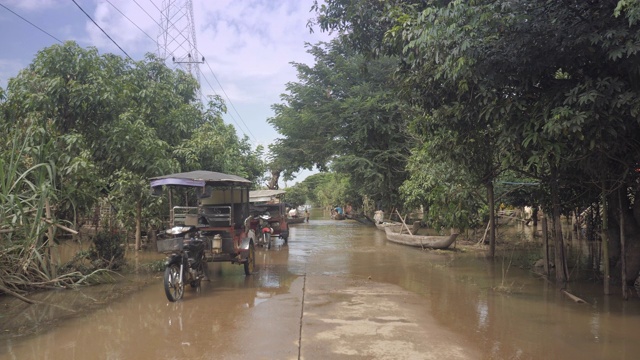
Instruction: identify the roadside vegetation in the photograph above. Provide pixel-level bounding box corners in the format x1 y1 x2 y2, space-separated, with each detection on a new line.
0 43 265 300
267 0 640 296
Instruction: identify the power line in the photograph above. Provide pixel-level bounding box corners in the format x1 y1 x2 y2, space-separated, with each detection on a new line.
156 0 202 85
196 65 256 142
202 59 257 142
146 0 163 14
130 0 195 62
139 2 251 120
131 0 161 27
2 0 257 142
105 0 156 44
130 0 173 55
0 3 64 44
124 0 258 143
71 0 133 61
129 0 196 73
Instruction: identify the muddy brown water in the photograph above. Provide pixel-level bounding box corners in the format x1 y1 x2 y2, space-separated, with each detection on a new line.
2 215 640 359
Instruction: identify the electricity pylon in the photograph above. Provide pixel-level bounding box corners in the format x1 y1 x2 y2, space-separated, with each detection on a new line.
157 0 203 84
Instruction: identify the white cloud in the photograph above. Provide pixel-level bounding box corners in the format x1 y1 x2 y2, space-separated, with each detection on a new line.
87 0 157 55
192 1 331 104
82 0 331 105
4 0 59 11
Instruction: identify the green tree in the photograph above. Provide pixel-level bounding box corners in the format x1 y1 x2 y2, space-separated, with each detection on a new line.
283 183 308 208
269 39 410 213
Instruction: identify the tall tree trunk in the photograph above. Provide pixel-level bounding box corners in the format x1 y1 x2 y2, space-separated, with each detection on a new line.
542 216 549 275
619 188 627 300
487 182 496 258
602 189 611 295
550 167 568 284
267 169 281 190
135 201 142 251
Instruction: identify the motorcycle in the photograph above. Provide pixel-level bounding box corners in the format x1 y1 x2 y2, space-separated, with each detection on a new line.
160 226 208 302
255 213 274 249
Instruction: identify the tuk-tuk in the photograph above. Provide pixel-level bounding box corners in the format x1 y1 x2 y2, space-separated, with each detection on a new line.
248 189 289 244
150 171 255 277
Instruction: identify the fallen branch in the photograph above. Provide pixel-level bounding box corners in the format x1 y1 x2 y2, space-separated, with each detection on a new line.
42 218 79 235
477 221 490 246
0 282 80 312
562 289 587 304
0 282 38 304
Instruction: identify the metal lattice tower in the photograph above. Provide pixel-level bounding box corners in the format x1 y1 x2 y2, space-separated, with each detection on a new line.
157 0 203 84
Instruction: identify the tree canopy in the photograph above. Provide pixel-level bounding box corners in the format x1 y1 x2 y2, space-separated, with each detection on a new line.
268 39 411 212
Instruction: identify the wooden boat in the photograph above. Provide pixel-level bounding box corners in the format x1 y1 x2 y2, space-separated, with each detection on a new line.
375 221 401 231
346 213 375 225
287 216 305 224
384 225 458 249
332 213 345 220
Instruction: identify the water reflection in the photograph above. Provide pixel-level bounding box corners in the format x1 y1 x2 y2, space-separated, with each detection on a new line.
590 311 601 342
3 216 640 359
475 296 488 330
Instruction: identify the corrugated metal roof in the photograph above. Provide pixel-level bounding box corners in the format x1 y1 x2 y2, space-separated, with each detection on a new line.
150 171 251 188
249 189 286 202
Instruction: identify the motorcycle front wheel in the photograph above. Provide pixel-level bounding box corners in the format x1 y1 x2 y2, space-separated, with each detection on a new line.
265 233 271 249
164 263 184 302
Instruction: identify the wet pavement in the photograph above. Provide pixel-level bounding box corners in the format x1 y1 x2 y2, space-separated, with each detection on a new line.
2 217 640 359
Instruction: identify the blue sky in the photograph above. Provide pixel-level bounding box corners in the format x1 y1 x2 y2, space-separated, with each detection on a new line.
0 0 332 185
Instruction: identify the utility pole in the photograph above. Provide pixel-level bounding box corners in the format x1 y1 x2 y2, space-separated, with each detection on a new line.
157 0 203 84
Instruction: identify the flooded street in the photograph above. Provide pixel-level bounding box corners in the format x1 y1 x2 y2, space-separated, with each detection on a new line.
2 217 640 359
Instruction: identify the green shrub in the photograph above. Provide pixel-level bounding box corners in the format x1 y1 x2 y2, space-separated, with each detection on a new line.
89 231 126 270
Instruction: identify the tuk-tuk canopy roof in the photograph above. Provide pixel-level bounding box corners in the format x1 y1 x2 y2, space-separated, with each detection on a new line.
150 171 251 188
249 189 286 203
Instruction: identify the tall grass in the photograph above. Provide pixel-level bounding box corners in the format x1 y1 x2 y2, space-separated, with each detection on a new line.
0 126 112 302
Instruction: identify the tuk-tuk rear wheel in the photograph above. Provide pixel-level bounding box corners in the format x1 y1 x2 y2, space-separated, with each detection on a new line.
244 241 255 275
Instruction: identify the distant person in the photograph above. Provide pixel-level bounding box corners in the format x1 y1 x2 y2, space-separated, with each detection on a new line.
374 210 384 224
304 209 310 222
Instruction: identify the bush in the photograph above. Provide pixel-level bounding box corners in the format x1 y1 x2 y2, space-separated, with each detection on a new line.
89 231 126 270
